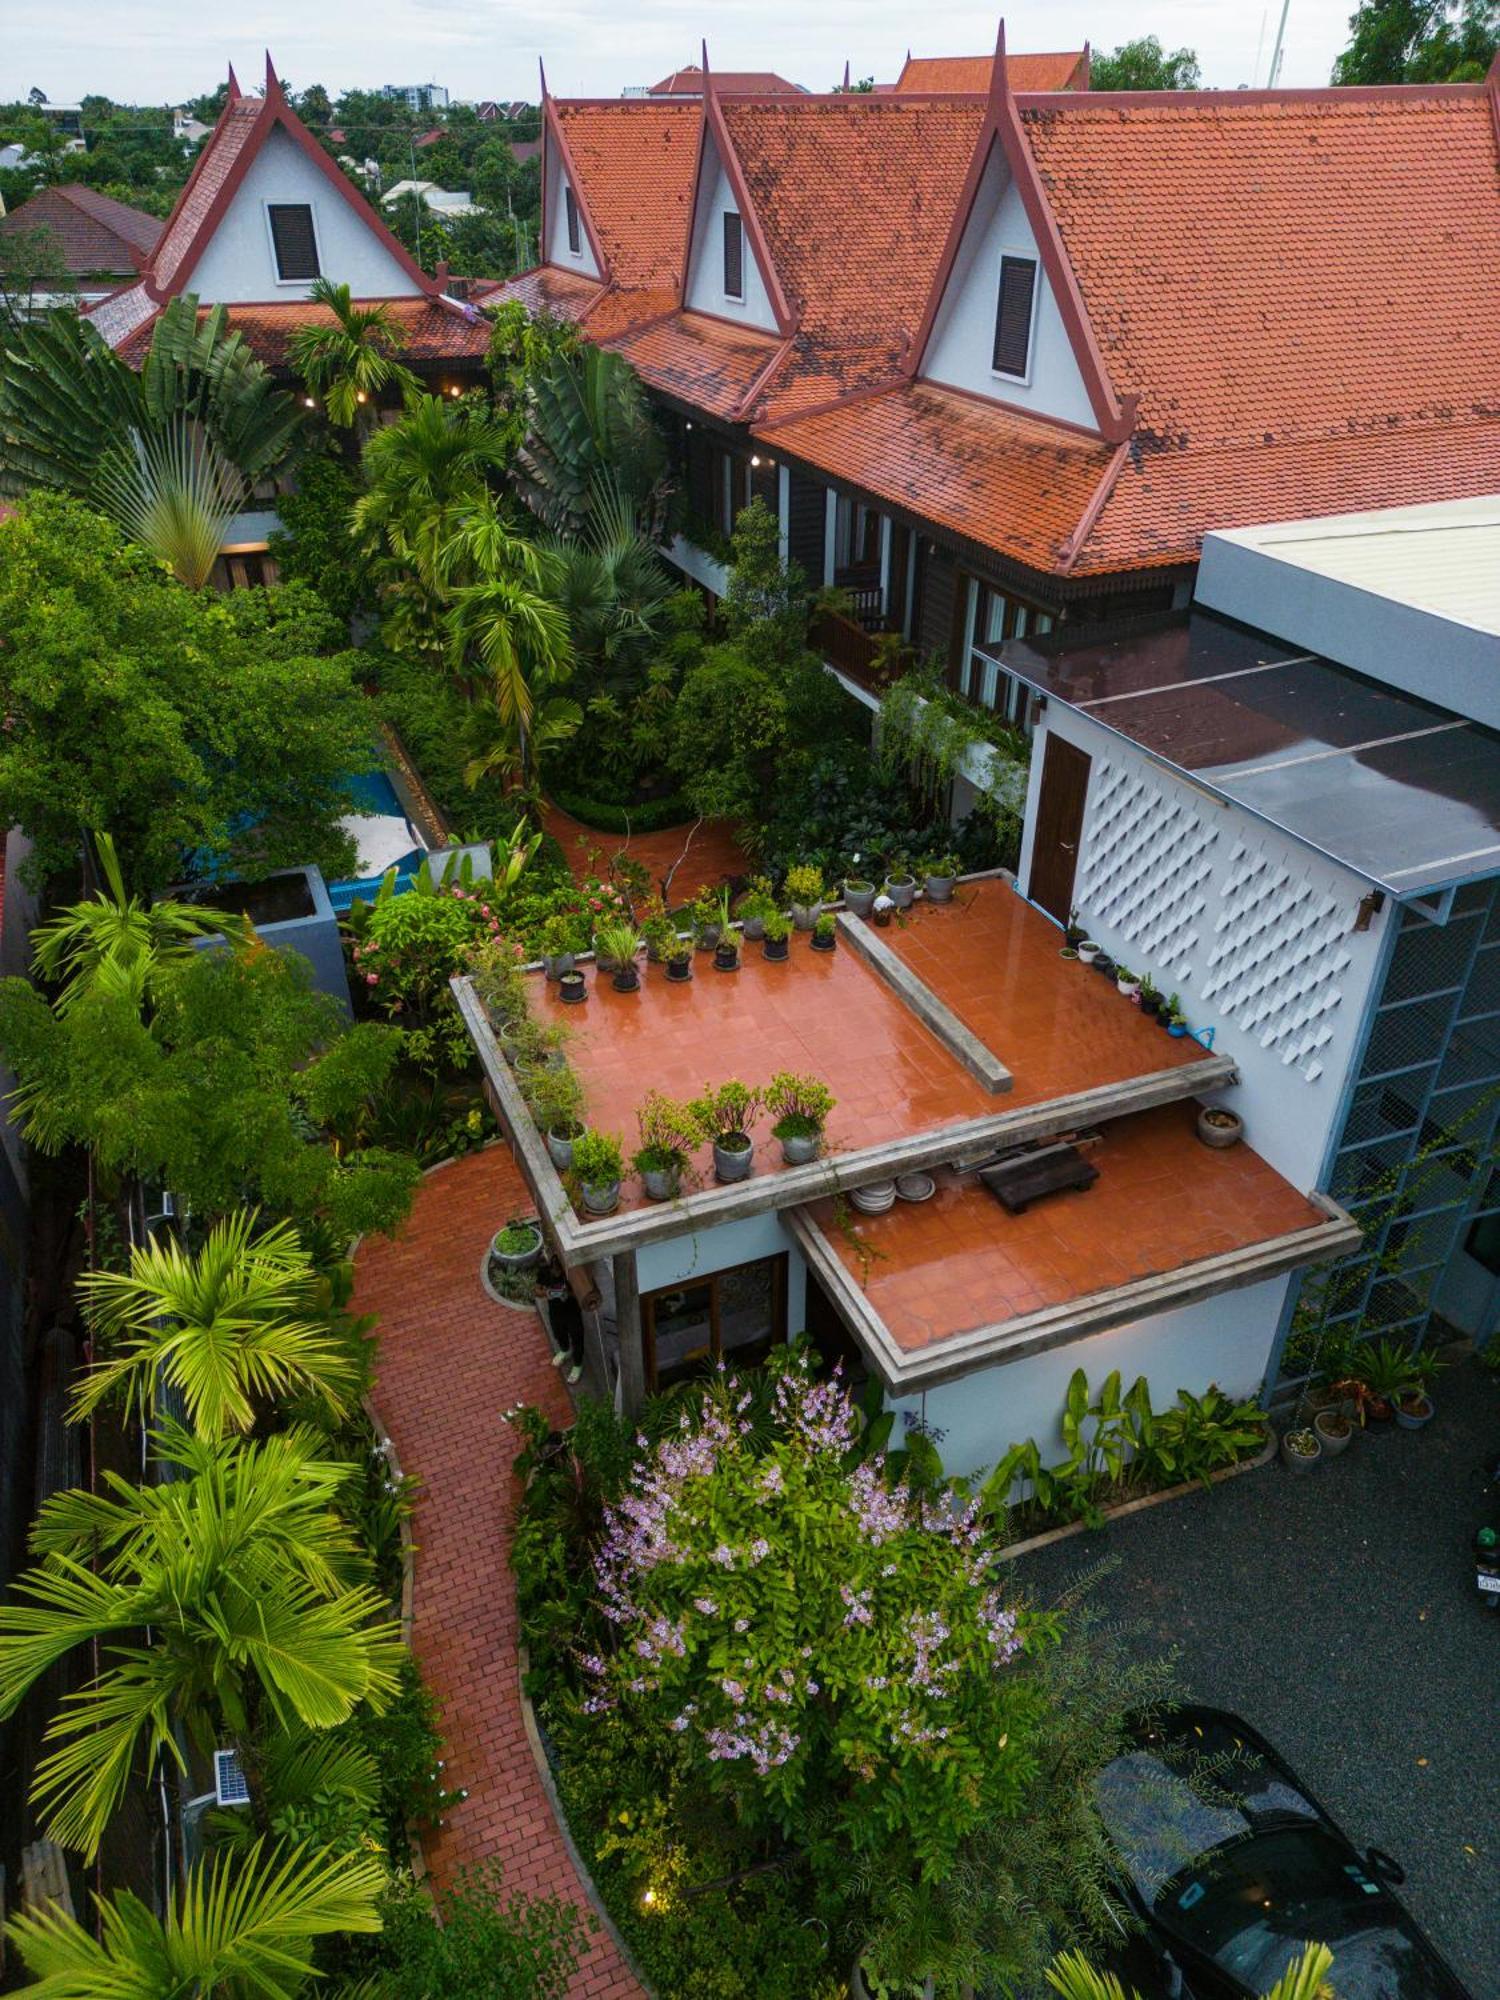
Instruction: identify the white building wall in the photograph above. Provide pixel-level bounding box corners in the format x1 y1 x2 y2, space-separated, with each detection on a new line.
891 1274 1294 1484
186 125 423 302
543 137 601 278
1017 708 1393 1191
683 131 778 331
920 144 1095 431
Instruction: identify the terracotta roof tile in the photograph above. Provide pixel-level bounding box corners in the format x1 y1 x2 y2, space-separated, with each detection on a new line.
603 310 785 419
581 284 679 337
552 100 699 288
113 295 491 369
490 264 606 321
84 280 160 349
757 380 1116 569
0 184 161 275
896 51 1088 92
649 67 803 96
150 98 263 290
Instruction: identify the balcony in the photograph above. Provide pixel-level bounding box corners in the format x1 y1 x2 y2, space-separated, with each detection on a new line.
815 563 906 698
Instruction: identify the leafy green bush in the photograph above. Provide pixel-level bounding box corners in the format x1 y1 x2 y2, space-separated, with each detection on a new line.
550 786 693 834
356 883 504 1019
266 453 374 626
348 1862 592 1998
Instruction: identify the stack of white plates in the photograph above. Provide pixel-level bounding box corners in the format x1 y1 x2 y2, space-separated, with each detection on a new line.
850 1181 897 1215
895 1172 936 1202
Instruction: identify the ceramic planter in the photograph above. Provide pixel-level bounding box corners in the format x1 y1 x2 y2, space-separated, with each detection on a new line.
491 1225 542 1271
581 1179 620 1216
1140 993 1162 1017
1313 1409 1354 1456
763 934 790 962
924 873 955 904
1281 1429 1322 1474
713 1135 754 1183
558 971 587 1004
843 882 877 919
790 902 821 932
1167 1018 1188 1036
1197 1107 1243 1149
1117 976 1141 998
612 963 641 993
1077 941 1101 964
811 931 836 954
1065 925 1085 948
1092 953 1116 978
741 914 766 941
884 875 916 910
696 923 722 950
779 1132 821 1165
546 1127 579 1172
541 951 574 981
1394 1393 1434 1430
666 954 692 982
713 941 740 972
641 1164 682 1202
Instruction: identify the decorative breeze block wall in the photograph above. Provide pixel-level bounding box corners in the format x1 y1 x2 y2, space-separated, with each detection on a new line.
1077 760 1350 1086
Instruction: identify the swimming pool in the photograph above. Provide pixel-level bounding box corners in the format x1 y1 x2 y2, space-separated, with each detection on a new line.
326 765 428 912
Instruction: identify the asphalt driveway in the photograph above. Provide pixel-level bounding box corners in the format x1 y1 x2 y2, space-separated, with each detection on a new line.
1012 1356 1500 1994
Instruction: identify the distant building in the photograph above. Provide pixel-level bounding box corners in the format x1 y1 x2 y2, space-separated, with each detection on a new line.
644 64 805 97
173 106 213 144
887 47 1091 91
382 178 479 217
476 100 532 122
0 183 161 306
380 82 449 114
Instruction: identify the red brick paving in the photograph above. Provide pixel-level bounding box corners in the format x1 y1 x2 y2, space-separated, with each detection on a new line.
541 797 752 906
358 1148 644 1999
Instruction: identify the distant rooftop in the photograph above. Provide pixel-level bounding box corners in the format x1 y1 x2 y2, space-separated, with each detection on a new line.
647 64 805 96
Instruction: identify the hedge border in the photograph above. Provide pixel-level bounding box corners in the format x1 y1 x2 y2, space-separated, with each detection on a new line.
550 788 695 837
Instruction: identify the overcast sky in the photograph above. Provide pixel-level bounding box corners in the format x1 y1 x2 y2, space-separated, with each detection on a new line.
5 0 1358 108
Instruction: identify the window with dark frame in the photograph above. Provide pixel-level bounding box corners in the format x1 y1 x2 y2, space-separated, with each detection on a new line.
564 184 581 256
267 204 320 282
992 254 1037 378
723 210 744 300
641 1254 787 1392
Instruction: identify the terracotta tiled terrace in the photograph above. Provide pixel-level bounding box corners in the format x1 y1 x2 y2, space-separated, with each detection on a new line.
801 1100 1338 1356
877 877 1204 1104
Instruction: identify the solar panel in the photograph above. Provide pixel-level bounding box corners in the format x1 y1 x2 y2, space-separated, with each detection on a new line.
214 1747 251 1808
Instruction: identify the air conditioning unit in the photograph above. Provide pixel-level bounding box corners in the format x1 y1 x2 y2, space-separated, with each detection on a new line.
213 1747 251 1808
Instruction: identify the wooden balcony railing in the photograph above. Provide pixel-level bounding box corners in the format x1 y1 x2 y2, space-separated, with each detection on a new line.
833 562 885 630
811 605 909 696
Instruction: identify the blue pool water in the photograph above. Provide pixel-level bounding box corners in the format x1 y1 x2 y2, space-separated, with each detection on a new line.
326 765 427 912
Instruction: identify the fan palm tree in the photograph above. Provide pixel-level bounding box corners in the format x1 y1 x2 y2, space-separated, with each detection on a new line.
30 831 239 1010
514 343 667 538
1045 1941 1335 2000
91 414 247 589
72 1209 364 1440
0 1428 403 1858
5 1838 385 1997
445 512 578 788
546 479 674 688
290 277 420 432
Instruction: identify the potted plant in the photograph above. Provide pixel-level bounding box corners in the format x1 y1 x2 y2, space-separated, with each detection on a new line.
1064 908 1085 949
689 1079 763 1183
529 1063 586 1173
871 893 896 929
1197 1104 1243 1148
691 887 722 950
843 873 877 919
1281 1425 1322 1473
1116 966 1141 999
1313 1406 1354 1456
785 864 824 931
922 851 961 904
1092 951 1116 978
1077 939 1101 965
571 1129 625 1216
539 912 581 982
762 910 792 962
642 908 680 964
1139 974 1161 1019
766 1071 834 1164
595 921 642 993
713 928 741 972
1167 1000 1188 1036
633 1091 695 1202
558 967 587 1005
737 878 775 941
811 911 838 953
491 1216 543 1271
883 855 917 910
1353 1339 1429 1425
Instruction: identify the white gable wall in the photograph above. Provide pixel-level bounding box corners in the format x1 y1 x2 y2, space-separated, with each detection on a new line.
683 128 778 330
921 140 1094 430
186 125 423 303
543 132 601 278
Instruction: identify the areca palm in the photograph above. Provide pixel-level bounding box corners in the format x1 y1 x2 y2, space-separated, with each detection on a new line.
72 1209 364 1440
1045 1941 1335 2000
0 1429 403 1858
290 277 420 430
446 514 578 788
546 480 674 688
6 1837 385 1998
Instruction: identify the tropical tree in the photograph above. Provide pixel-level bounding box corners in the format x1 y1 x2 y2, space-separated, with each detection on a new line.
290 276 420 430
446 510 579 787
72 1210 365 1440
546 484 674 687
0 1426 404 1856
29 831 240 1012
1045 1940 1335 2000
514 343 667 538
5 1838 386 1998
1332 0 1496 78
1090 36 1202 87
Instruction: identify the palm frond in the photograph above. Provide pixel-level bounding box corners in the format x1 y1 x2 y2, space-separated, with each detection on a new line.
92 417 246 589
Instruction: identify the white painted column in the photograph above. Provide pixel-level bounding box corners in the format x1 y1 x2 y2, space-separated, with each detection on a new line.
823 488 838 587
777 463 790 564
878 514 892 614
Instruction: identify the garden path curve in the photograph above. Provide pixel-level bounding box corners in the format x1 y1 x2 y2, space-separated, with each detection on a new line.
358 1146 645 2000
541 798 751 903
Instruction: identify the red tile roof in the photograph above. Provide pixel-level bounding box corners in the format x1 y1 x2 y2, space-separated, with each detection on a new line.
493 264 606 322
896 50 1089 92
757 380 1117 570
0 183 161 276
550 100 699 287
603 310 786 419
150 97 264 292
649 66 803 96
113 295 491 369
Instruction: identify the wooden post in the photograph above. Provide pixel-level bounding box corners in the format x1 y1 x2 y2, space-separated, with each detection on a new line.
613 1249 645 1415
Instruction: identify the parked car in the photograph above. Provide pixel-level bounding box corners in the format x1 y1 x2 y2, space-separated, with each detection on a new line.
1093 1705 1472 1998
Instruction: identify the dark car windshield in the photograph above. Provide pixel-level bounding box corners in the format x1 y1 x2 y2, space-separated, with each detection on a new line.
1160 1826 1455 1998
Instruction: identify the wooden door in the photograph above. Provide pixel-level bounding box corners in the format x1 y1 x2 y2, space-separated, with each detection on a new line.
1028 733 1091 922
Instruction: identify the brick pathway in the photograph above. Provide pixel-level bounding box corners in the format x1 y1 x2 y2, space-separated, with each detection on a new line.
358 1148 644 1999
540 798 752 906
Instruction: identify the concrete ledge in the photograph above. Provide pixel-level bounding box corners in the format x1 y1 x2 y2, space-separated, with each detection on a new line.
787 1198 1362 1394
837 910 1013 1094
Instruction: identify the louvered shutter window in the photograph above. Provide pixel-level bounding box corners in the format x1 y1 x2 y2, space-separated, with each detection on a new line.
992 255 1037 378
723 212 744 299
564 185 581 255
268 205 320 281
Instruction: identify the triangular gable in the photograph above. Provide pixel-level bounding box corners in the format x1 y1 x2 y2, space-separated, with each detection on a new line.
905 25 1133 442
144 56 436 306
540 83 608 280
678 49 796 335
